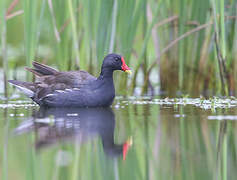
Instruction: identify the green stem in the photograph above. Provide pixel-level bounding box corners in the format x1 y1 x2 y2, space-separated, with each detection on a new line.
68 0 80 69
109 0 117 53
0 0 8 97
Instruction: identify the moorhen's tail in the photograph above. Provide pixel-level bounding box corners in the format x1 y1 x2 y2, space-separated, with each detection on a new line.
8 80 35 98
25 61 58 76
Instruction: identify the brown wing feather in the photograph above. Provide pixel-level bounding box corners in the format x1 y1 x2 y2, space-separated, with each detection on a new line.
25 67 43 77
12 62 97 101
32 61 58 75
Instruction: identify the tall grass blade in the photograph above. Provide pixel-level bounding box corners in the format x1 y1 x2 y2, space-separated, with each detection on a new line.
24 0 38 80
36 0 46 46
220 0 226 59
51 1 71 70
210 0 228 95
178 0 187 91
0 0 8 97
48 0 61 43
96 0 113 63
109 0 118 53
68 0 80 69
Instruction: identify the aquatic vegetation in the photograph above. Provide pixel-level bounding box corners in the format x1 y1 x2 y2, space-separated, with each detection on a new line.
115 96 237 110
2 95 237 111
0 101 37 109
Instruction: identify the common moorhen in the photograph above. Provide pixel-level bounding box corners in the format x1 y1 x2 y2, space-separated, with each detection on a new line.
8 53 131 107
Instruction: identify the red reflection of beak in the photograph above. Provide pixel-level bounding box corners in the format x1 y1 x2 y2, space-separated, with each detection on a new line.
121 57 132 74
122 137 133 161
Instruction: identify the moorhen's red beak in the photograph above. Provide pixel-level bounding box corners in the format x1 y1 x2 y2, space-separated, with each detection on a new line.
122 137 133 161
121 57 132 74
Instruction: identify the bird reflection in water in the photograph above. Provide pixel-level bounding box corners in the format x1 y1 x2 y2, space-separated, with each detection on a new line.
14 107 132 159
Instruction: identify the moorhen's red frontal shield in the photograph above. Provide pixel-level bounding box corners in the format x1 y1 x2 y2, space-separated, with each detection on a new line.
121 57 132 74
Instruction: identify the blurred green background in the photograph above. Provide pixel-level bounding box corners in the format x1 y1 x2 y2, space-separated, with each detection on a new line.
0 0 237 96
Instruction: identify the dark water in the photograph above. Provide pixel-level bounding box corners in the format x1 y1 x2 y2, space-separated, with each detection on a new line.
0 97 237 180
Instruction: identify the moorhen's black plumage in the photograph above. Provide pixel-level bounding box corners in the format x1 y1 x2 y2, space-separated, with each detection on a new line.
8 53 131 107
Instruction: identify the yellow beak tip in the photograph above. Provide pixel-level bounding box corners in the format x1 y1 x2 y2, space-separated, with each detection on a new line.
125 70 132 75
127 137 133 145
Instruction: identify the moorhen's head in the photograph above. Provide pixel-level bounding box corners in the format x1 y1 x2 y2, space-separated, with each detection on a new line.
102 53 132 74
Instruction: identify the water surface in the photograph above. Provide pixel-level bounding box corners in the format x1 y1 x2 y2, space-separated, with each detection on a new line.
0 96 237 180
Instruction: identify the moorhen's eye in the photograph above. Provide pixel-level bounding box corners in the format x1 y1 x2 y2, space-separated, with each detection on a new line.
115 57 120 61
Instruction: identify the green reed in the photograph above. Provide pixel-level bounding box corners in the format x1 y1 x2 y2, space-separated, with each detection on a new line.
0 0 8 97
210 0 229 96
24 0 38 77
1 0 237 96
51 1 71 71
68 0 80 69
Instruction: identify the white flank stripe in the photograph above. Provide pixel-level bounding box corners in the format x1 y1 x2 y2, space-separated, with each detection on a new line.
12 84 34 97
55 90 65 93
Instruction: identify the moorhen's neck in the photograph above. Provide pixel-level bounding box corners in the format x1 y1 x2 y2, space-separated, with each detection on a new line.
98 67 114 80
